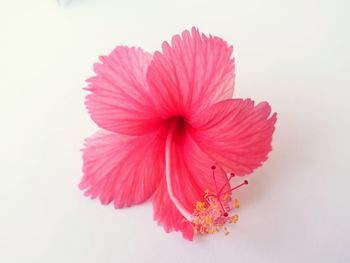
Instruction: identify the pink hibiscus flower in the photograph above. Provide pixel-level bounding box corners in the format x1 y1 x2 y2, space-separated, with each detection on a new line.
80 27 277 240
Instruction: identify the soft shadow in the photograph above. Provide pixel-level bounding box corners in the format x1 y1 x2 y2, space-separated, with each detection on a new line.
235 112 313 209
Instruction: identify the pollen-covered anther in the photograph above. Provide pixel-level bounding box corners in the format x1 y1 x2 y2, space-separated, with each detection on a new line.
233 198 240 209
232 214 239 224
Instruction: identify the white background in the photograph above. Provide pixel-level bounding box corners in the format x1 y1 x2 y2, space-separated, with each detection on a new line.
1 0 349 262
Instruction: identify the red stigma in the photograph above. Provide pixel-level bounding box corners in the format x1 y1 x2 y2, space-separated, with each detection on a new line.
221 180 249 195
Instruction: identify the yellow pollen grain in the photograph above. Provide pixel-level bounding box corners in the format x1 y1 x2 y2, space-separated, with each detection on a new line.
205 216 213 225
233 198 240 209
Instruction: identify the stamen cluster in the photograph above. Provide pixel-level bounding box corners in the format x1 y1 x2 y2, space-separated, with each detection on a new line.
191 166 247 236
192 191 240 235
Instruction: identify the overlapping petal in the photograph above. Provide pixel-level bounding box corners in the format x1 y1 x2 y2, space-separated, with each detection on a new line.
147 27 235 119
190 99 277 175
85 46 162 135
80 127 166 208
152 122 229 240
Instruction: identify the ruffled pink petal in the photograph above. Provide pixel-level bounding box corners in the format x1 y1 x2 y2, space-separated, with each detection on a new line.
146 27 235 119
152 178 195 240
85 46 162 135
152 122 228 240
80 127 166 208
190 99 277 175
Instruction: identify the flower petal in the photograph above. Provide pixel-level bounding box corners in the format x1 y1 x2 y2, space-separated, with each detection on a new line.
152 124 228 240
147 27 235 119
85 46 162 135
80 128 166 208
190 99 277 175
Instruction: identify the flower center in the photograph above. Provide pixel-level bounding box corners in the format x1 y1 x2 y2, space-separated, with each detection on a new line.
167 116 187 137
